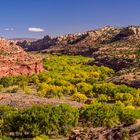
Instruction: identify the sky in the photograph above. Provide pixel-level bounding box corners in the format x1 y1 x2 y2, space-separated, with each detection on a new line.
0 0 140 38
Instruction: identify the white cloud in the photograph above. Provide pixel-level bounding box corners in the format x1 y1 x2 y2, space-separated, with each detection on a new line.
4 28 14 31
28 27 45 32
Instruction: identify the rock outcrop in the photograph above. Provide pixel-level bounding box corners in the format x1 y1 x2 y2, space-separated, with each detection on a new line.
69 122 140 140
0 38 43 77
111 26 140 42
109 67 140 88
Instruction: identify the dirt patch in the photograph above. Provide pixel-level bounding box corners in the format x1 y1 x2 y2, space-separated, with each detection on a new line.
0 93 84 109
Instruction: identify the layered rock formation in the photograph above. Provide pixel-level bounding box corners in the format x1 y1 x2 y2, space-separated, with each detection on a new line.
0 39 43 77
18 26 140 56
18 26 121 53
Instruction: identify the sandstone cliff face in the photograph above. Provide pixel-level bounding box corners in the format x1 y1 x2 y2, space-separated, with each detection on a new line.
0 39 43 77
120 26 140 36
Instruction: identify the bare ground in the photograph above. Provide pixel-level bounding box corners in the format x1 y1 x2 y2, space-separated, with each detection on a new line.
0 93 84 109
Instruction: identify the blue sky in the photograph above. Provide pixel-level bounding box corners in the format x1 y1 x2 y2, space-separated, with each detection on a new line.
0 0 140 38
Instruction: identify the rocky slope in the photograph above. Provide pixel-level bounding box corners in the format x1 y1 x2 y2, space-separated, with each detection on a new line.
69 122 140 140
18 26 140 87
0 38 43 77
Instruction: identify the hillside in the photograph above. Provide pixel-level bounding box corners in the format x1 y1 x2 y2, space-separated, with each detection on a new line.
0 38 43 77
18 26 140 88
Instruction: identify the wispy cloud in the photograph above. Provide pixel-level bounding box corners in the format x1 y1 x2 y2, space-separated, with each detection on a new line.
4 28 14 31
28 27 45 32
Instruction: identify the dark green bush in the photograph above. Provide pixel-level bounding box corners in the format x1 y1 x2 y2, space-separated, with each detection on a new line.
79 103 120 128
1 103 140 138
0 76 27 88
0 136 13 140
79 103 140 128
0 77 14 87
1 104 78 137
120 108 140 125
0 105 16 119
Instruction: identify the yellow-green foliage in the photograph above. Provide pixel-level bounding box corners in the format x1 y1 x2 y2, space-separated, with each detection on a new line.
76 82 93 97
1 103 140 138
33 135 49 140
37 84 64 98
71 92 88 102
1 104 79 138
37 55 114 98
26 54 114 99
1 54 140 106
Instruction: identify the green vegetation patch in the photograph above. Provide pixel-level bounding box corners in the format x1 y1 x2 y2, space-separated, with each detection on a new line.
1 54 140 106
1 103 140 138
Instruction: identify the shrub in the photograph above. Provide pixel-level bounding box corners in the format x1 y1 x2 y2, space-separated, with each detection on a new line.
33 135 49 140
121 128 129 140
0 136 13 140
5 87 19 93
46 85 63 98
18 81 28 91
79 103 120 128
1 104 79 137
0 77 14 87
120 109 138 125
115 93 134 105
29 74 40 85
0 85 3 92
92 82 116 97
0 105 16 134
37 83 64 98
79 103 140 128
97 94 110 103
0 105 16 119
71 92 87 103
24 87 34 95
76 82 93 97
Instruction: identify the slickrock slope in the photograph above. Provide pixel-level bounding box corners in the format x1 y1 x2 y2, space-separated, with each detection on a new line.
0 39 43 77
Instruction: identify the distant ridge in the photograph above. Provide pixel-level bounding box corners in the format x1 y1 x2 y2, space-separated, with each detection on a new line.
9 38 37 41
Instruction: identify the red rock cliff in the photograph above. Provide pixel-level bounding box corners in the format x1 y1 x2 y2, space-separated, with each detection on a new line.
0 39 43 77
